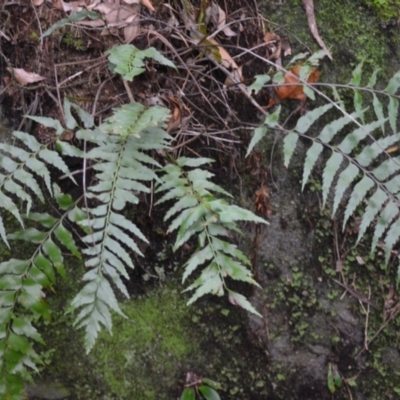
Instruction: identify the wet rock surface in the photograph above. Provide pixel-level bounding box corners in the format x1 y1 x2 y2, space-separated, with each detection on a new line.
248 138 365 399
25 381 71 400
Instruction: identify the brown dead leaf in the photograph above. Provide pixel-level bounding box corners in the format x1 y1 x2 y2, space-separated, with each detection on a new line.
206 2 236 37
267 66 320 108
60 130 75 141
224 65 243 86
387 146 399 154
140 0 155 12
61 0 85 13
255 185 271 218
166 96 191 132
8 68 46 86
208 38 238 69
33 0 44 6
264 31 290 63
167 107 181 132
302 0 332 60
124 14 140 42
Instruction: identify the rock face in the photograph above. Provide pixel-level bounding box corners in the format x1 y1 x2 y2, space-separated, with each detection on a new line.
25 381 71 400
247 139 365 399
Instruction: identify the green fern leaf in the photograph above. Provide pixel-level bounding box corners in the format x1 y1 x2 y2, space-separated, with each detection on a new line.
384 71 400 94
283 132 299 168
211 237 250 265
247 74 271 95
356 133 400 167
175 220 205 250
247 126 267 157
64 97 77 129
0 191 24 227
353 90 364 124
12 130 40 151
3 179 32 214
27 116 64 135
357 189 387 244
215 253 255 284
34 253 56 285
185 266 224 304
109 212 148 243
107 44 176 81
343 175 374 228
367 68 380 88
294 103 333 135
349 62 363 86
313 99 358 144
332 163 359 216
388 97 399 134
246 107 281 157
372 94 385 133
218 205 267 224
182 245 214 282
372 156 400 181
337 120 385 154
322 152 343 207
302 142 323 190
385 175 400 194
13 169 44 203
0 217 8 248
165 195 198 221
158 157 262 316
384 218 400 264
228 290 261 317
71 101 171 352
371 201 398 251
71 102 94 128
54 225 81 259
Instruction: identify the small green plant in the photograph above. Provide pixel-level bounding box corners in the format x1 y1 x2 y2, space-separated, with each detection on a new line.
180 374 222 400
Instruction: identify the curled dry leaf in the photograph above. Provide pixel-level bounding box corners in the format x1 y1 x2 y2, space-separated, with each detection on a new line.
267 66 320 108
33 0 44 6
264 32 281 61
140 0 155 12
167 96 191 132
206 2 236 37
124 0 155 12
224 65 243 87
8 68 46 86
255 185 271 218
124 14 140 43
61 0 86 13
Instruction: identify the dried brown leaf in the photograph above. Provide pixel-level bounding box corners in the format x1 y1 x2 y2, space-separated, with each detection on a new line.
124 14 140 43
8 68 46 86
206 2 236 37
224 65 243 86
61 0 85 13
140 0 155 12
208 38 238 69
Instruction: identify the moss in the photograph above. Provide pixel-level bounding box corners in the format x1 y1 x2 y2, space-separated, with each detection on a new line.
91 284 196 399
262 0 400 81
361 0 400 22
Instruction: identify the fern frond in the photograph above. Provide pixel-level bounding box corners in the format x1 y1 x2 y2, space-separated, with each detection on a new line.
0 184 81 397
157 157 266 317
268 64 400 275
71 102 171 352
106 44 176 81
0 130 75 246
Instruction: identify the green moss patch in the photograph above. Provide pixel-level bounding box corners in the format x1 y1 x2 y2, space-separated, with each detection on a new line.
92 285 196 399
